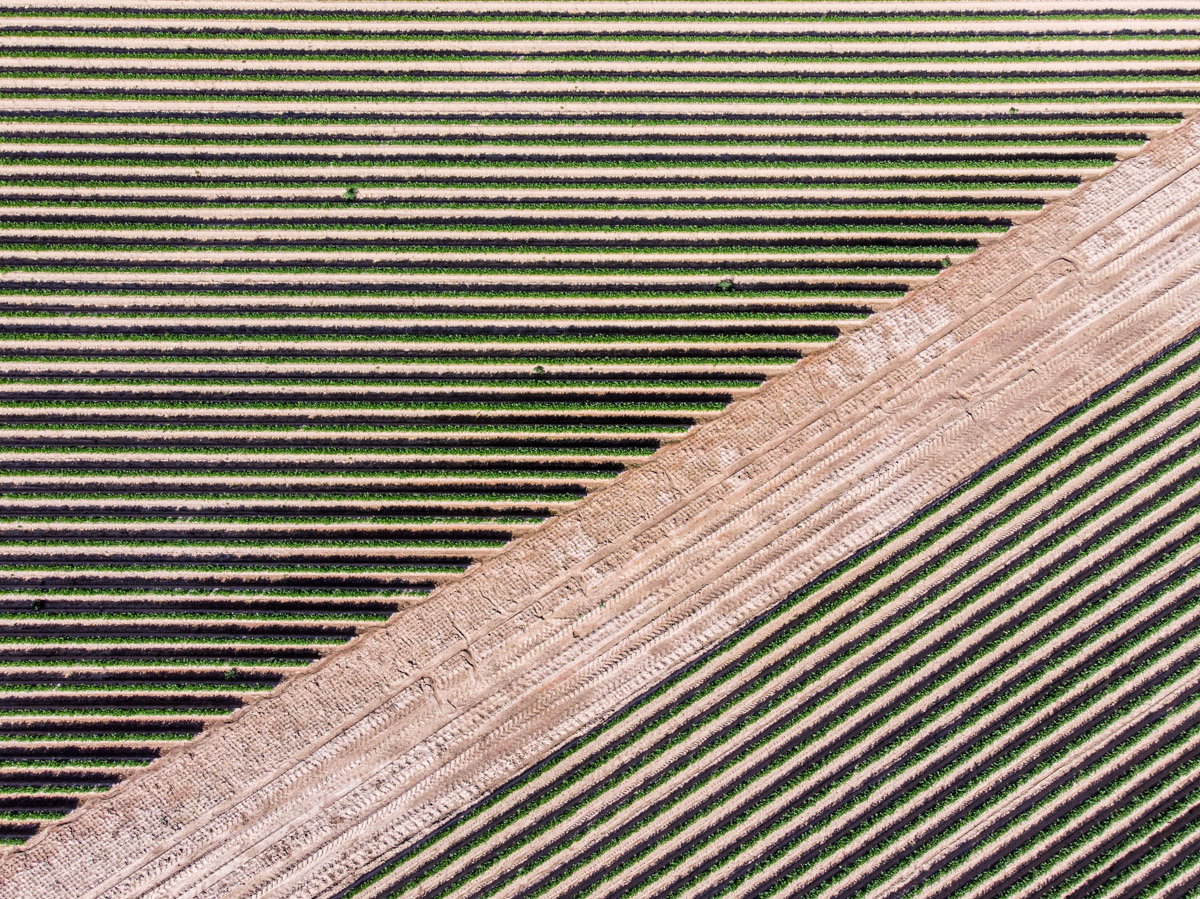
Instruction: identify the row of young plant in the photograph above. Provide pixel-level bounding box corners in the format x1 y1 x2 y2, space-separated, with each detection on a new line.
0 641 327 659
0 536 508 548
0 617 362 635
0 150 1116 166
0 442 661 457
0 371 762 385
0 284 903 300
2 7 1191 22
864 574 1200 897
0 461 629 475
1 82 1193 100
0 717 205 735
1 11 1194 26
0 133 1131 149
0 692 245 711
0 116 1159 135
0 423 689 436
344 323 1200 899
953 695 1200 898
0 70 1192 85
4 49 1198 64
0 216 1018 230
0 328 834 344
0 177 1080 195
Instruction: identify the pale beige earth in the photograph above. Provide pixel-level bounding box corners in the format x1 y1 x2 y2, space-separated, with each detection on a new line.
3 88 1200 898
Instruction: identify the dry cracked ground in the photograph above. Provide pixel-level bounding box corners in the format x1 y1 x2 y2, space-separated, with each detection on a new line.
1 1 1200 898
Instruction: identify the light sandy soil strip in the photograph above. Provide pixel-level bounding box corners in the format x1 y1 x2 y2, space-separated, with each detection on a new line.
1 37 1196 56
0 188 1067 204
0 145 1131 161
13 77 1200 95
3 17 1198 37
4 60 1197 78
5 1 1198 14
0 206 1043 222
0 228 1004 244
9 100 1192 117
0 124 1161 141
0 164 1106 181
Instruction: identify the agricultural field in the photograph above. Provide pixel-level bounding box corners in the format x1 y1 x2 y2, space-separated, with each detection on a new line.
343 316 1200 899
4 80 1198 897
0 0 1198 879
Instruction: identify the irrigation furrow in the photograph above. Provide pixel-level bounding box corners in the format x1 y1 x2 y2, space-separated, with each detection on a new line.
930 706 1200 899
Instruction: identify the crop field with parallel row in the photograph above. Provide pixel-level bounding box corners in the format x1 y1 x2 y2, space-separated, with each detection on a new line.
339 320 1200 899
0 0 1196 851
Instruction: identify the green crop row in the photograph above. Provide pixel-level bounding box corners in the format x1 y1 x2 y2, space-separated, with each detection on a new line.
0 136 1139 150
0 658 308 668
0 628 348 643
0 29 1196 43
0 491 581 501
0 707 230 717
0 538 505 549
0 758 148 767
0 70 1193 85
0 423 689 434
4 50 1200 64
0 8 1192 22
0 224 1002 237
0 731 196 742
0 447 657 458
0 467 617 478
0 377 758 390
1 87 1193 102
950 705 1200 897
0 221 1009 233
0 681 276 691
